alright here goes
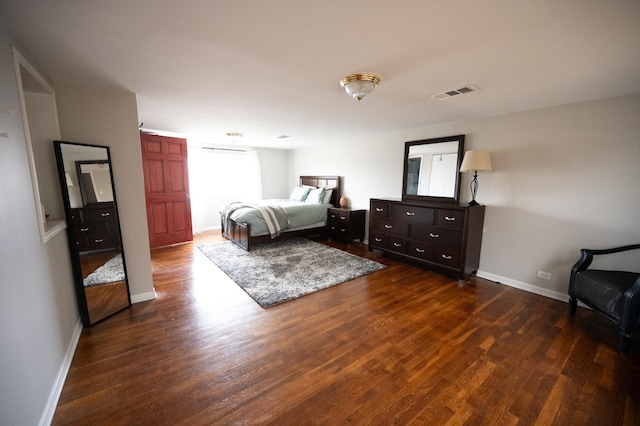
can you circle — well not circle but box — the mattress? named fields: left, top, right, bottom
left=224, top=199, right=331, bottom=237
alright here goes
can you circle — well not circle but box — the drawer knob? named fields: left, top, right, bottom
left=441, top=254, right=452, bottom=260
left=339, top=228, right=346, bottom=232
left=376, top=207, right=384, bottom=212
left=444, top=216, right=455, bottom=221
left=393, top=242, right=402, bottom=247
left=406, top=211, right=415, bottom=216
left=415, top=248, right=425, bottom=253
left=384, top=224, right=393, bottom=229
left=429, top=233, right=440, bottom=238
left=340, top=216, right=346, bottom=220
left=94, top=238, right=104, bottom=243
left=101, top=212, right=110, bottom=217
left=374, top=237, right=382, bottom=242
left=330, top=214, right=336, bottom=218
left=80, top=227, right=89, bottom=232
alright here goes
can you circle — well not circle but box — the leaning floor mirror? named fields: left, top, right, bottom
left=54, top=140, right=131, bottom=326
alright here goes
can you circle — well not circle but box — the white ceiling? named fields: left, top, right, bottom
left=2, top=0, right=639, bottom=149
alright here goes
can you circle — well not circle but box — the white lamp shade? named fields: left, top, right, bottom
left=460, top=150, right=492, bottom=173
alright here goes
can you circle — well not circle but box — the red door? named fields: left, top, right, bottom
left=141, top=133, right=193, bottom=249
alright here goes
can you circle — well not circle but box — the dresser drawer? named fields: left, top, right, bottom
left=371, top=218, right=409, bottom=238
left=369, top=232, right=389, bottom=249
left=407, top=241, right=435, bottom=261
left=388, top=237, right=408, bottom=254
left=389, top=204, right=434, bottom=224
left=370, top=201, right=389, bottom=218
left=82, top=207, right=116, bottom=223
left=409, top=224, right=462, bottom=249
left=434, top=247, right=461, bottom=268
left=435, top=209, right=464, bottom=230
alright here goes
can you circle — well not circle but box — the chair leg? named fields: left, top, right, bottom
left=569, top=297, right=577, bottom=316
left=620, top=332, right=632, bottom=354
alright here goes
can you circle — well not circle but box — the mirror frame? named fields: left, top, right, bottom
left=53, top=140, right=131, bottom=326
left=401, top=134, right=465, bottom=205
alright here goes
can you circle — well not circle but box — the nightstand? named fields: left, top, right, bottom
left=327, top=207, right=366, bottom=243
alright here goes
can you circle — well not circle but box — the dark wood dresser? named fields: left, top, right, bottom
left=69, top=203, right=120, bottom=252
left=327, top=207, right=366, bottom=243
left=369, top=198, right=485, bottom=279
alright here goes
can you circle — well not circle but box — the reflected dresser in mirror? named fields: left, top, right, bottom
left=54, top=141, right=131, bottom=326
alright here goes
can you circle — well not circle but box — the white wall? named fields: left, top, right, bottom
left=55, top=84, right=155, bottom=302
left=0, top=29, right=79, bottom=426
left=256, top=147, right=290, bottom=199
left=290, top=93, right=640, bottom=300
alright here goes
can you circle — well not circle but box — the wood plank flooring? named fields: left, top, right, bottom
left=53, top=231, right=640, bottom=425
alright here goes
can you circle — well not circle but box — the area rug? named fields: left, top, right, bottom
left=198, top=238, right=385, bottom=308
left=83, top=254, right=125, bottom=287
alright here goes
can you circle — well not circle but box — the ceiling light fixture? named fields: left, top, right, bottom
left=340, top=73, right=381, bottom=101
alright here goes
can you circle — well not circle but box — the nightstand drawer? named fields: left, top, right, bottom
left=327, top=208, right=366, bottom=243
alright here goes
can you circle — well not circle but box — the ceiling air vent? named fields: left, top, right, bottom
left=431, top=85, right=477, bottom=100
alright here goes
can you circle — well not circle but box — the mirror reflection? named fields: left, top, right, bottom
left=54, top=141, right=130, bottom=325
left=402, top=135, right=465, bottom=204
left=406, top=141, right=460, bottom=197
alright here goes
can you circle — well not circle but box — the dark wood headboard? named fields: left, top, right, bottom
left=300, top=176, right=341, bottom=207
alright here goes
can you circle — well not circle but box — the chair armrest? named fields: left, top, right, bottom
left=621, top=277, right=640, bottom=334
left=569, top=244, right=640, bottom=296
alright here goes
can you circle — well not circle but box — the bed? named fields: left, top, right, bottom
left=221, top=176, right=341, bottom=251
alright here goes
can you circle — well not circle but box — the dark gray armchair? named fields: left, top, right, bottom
left=569, top=244, right=640, bottom=353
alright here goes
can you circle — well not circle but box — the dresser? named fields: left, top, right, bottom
left=369, top=198, right=485, bottom=279
left=327, top=207, right=366, bottom=243
left=69, top=203, right=120, bottom=252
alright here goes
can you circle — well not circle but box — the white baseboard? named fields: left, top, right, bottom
left=39, top=319, right=83, bottom=426
left=130, top=289, right=157, bottom=304
left=476, top=270, right=589, bottom=308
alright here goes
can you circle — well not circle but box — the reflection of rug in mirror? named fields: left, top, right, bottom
left=83, top=253, right=125, bottom=286
left=198, top=238, right=386, bottom=308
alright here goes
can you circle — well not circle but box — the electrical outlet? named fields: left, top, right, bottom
left=537, top=270, right=552, bottom=280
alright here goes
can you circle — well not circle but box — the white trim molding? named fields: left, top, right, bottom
left=38, top=319, right=83, bottom=426
left=130, top=289, right=158, bottom=304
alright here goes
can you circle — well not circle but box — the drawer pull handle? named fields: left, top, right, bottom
left=444, top=216, right=455, bottom=221
left=340, top=216, right=346, bottom=220
left=94, top=238, right=104, bottom=243
left=80, top=227, right=89, bottom=232
left=101, top=212, right=110, bottom=217
left=340, top=228, right=346, bottom=232
left=415, top=248, right=425, bottom=253
left=441, top=254, right=452, bottom=260
left=384, top=224, right=393, bottom=229
left=393, top=242, right=402, bottom=247
left=374, top=237, right=382, bottom=242
left=330, top=214, right=336, bottom=218
left=376, top=207, right=384, bottom=212
left=406, top=211, right=415, bottom=216
left=429, top=233, right=440, bottom=238
left=330, top=226, right=335, bottom=230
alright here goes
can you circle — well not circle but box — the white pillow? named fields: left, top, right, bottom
left=305, top=187, right=325, bottom=204
left=290, top=185, right=310, bottom=201
left=322, top=188, right=333, bottom=204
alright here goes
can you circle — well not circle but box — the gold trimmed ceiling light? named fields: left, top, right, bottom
left=340, top=73, right=381, bottom=101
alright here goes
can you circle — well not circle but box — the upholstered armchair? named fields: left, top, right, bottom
left=569, top=244, right=640, bottom=353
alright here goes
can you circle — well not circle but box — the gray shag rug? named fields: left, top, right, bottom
left=198, top=238, right=385, bottom=308
left=83, top=254, right=125, bottom=287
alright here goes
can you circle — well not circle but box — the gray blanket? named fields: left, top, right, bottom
left=222, top=202, right=290, bottom=238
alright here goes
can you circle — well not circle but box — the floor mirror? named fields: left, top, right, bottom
left=53, top=140, right=131, bottom=326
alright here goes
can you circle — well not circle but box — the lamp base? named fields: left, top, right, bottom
left=467, top=200, right=480, bottom=206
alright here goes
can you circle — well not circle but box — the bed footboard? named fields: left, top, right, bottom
left=223, top=219, right=251, bottom=251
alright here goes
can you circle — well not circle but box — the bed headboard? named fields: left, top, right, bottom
left=300, top=175, right=341, bottom=207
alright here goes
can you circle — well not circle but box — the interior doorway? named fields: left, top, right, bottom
left=140, top=133, right=193, bottom=249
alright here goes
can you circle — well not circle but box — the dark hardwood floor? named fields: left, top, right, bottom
left=53, top=231, right=640, bottom=425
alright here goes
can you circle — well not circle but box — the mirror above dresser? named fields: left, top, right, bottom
left=401, top=134, right=465, bottom=205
